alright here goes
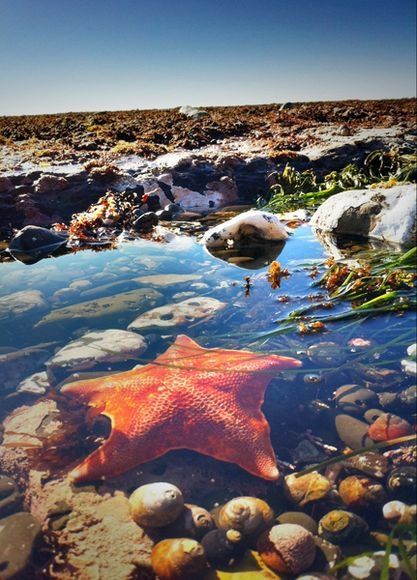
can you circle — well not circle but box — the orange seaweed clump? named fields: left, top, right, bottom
left=268, top=261, right=291, bottom=289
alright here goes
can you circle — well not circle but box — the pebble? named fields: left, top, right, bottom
left=334, top=384, right=378, bottom=416
left=335, top=414, right=373, bottom=449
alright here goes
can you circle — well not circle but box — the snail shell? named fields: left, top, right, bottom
left=338, top=475, right=387, bottom=509
left=214, top=496, right=274, bottom=540
left=151, top=538, right=207, bottom=580
left=318, top=510, right=368, bottom=545
left=129, top=482, right=184, bottom=527
left=257, top=523, right=316, bottom=575
left=164, top=504, right=214, bottom=540
left=201, top=528, right=245, bottom=568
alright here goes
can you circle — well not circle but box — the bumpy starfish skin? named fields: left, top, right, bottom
left=62, top=335, right=301, bottom=482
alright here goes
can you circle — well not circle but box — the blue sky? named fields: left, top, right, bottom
left=0, top=0, right=415, bottom=115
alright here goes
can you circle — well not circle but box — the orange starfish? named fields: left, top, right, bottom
left=62, top=335, right=302, bottom=483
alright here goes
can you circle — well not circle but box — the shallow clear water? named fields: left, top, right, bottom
left=0, top=225, right=415, bottom=467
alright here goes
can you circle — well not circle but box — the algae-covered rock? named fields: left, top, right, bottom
left=36, top=288, right=163, bottom=327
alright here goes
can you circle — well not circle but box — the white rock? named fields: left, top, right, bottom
left=178, top=105, right=208, bottom=119
left=0, top=290, right=49, bottom=321
left=401, top=358, right=417, bottom=377
left=202, top=210, right=289, bottom=248
left=47, top=329, right=147, bottom=372
left=16, top=371, right=50, bottom=395
left=311, top=184, right=417, bottom=245
left=128, top=297, right=225, bottom=332
left=407, top=343, right=416, bottom=359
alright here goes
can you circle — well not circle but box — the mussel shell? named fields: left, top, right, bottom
left=387, top=467, right=417, bottom=502
left=214, top=496, right=274, bottom=540
left=318, top=510, right=368, bottom=545
left=151, top=538, right=207, bottom=580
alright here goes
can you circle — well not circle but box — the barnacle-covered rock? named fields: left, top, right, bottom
left=164, top=504, right=214, bottom=540
left=257, top=523, right=316, bottom=575
left=387, top=466, right=416, bottom=501
left=201, top=529, right=245, bottom=568
left=338, top=475, right=386, bottom=509
left=367, top=413, right=413, bottom=441
left=214, top=496, right=274, bottom=542
left=151, top=538, right=207, bottom=580
left=318, top=510, right=368, bottom=545
left=284, top=472, right=331, bottom=507
left=129, top=482, right=184, bottom=527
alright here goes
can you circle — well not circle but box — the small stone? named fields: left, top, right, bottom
left=277, top=511, right=318, bottom=535
left=334, top=385, right=378, bottom=416
left=132, top=212, right=159, bottom=231
left=335, top=415, right=373, bottom=449
left=0, top=476, right=21, bottom=518
left=284, top=472, right=331, bottom=507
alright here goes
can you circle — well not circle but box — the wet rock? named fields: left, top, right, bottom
left=0, top=345, right=52, bottom=392
left=0, top=289, right=49, bottom=322
left=277, top=511, right=318, bottom=535
left=0, top=512, right=41, bottom=579
left=0, top=176, right=13, bottom=193
left=16, top=371, right=50, bottom=396
left=8, top=225, right=68, bottom=264
left=334, top=384, right=378, bottom=416
left=132, top=273, right=202, bottom=288
left=47, top=329, right=147, bottom=375
left=36, top=288, right=163, bottom=327
left=33, top=174, right=69, bottom=193
left=132, top=211, right=159, bottom=231
left=202, top=209, right=288, bottom=248
left=0, top=475, right=21, bottom=518
left=311, top=184, right=417, bottom=245
left=346, top=451, right=390, bottom=479
left=335, top=414, right=373, bottom=449
left=128, top=296, right=226, bottom=332
left=338, top=475, right=387, bottom=509
left=307, top=342, right=346, bottom=367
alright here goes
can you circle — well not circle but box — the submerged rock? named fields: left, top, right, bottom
left=0, top=345, right=52, bottom=392
left=311, top=184, right=417, bottom=245
left=47, top=329, right=148, bottom=374
left=16, top=371, right=50, bottom=396
left=202, top=209, right=288, bottom=248
left=0, top=289, right=49, bottom=322
left=0, top=512, right=41, bottom=579
left=36, top=288, right=163, bottom=327
left=128, top=296, right=226, bottom=332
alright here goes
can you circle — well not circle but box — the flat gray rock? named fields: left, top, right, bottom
left=47, top=329, right=148, bottom=372
left=0, top=289, right=49, bottom=321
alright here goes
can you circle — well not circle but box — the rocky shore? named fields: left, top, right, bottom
left=1, top=99, right=415, bottom=242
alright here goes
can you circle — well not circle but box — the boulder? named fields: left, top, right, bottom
left=178, top=105, right=208, bottom=119
left=311, top=184, right=417, bottom=245
left=202, top=209, right=289, bottom=248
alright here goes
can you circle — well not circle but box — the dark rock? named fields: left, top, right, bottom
left=155, top=209, right=172, bottom=220
left=8, top=225, right=67, bottom=264
left=132, top=212, right=159, bottom=231
left=145, top=194, right=162, bottom=211
left=0, top=512, right=41, bottom=579
left=0, top=476, right=21, bottom=518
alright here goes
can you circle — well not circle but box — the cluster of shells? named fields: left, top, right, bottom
left=127, top=465, right=416, bottom=579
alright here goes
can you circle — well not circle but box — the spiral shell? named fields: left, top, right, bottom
left=164, top=504, right=214, bottom=540
left=129, top=482, right=184, bottom=527
left=257, top=523, right=316, bottom=575
left=214, top=496, right=274, bottom=540
left=201, top=528, right=245, bottom=568
left=151, top=538, right=207, bottom=580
